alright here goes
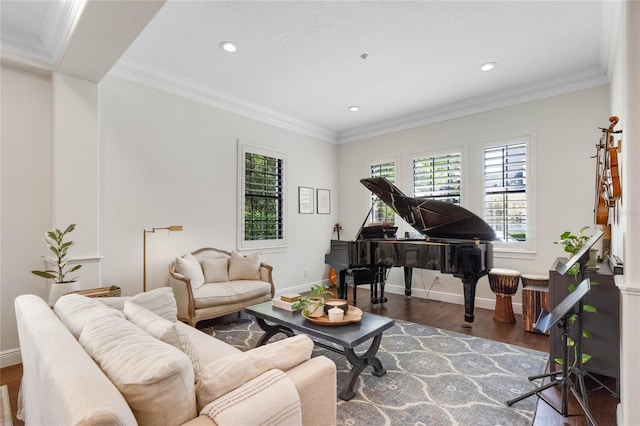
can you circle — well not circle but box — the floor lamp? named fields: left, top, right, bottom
left=143, top=225, right=183, bottom=292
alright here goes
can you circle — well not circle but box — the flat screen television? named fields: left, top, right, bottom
left=555, top=228, right=603, bottom=276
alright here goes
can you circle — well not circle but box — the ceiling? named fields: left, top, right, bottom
left=1, top=1, right=617, bottom=143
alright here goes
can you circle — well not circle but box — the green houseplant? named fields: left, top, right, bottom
left=32, top=224, right=82, bottom=306
left=292, top=284, right=333, bottom=317
left=553, top=226, right=598, bottom=368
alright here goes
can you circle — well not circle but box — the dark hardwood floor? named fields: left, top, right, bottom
left=1, top=288, right=619, bottom=425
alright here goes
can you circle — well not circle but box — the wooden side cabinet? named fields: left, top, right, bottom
left=548, top=259, right=620, bottom=393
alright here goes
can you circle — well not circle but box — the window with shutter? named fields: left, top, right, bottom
left=483, top=141, right=527, bottom=243
left=370, top=161, right=396, bottom=223
left=413, top=152, right=461, bottom=204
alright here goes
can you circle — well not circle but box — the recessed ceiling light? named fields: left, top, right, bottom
left=348, top=106, right=360, bottom=112
left=220, top=41, right=238, bottom=53
left=480, top=62, right=497, bottom=71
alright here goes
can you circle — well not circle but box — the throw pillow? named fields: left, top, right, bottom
left=200, top=369, right=301, bottom=426
left=79, top=315, right=196, bottom=426
left=124, top=301, right=181, bottom=348
left=196, top=334, right=313, bottom=410
left=53, top=293, right=125, bottom=339
left=202, top=257, right=229, bottom=283
left=228, top=251, right=261, bottom=281
left=175, top=253, right=206, bottom=290
left=130, top=287, right=178, bottom=321
left=124, top=301, right=201, bottom=377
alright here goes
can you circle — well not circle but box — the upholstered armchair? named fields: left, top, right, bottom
left=169, top=248, right=274, bottom=327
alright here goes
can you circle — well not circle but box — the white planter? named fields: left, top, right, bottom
left=308, top=299, right=325, bottom=318
left=48, top=281, right=81, bottom=307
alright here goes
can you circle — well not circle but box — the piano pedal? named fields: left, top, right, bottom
left=379, top=297, right=388, bottom=303
left=461, top=322, right=473, bottom=329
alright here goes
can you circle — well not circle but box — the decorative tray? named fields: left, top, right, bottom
left=302, top=306, right=363, bottom=326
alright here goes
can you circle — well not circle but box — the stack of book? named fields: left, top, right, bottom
left=272, top=293, right=301, bottom=311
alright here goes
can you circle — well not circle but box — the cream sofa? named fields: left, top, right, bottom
left=15, top=289, right=337, bottom=426
left=169, top=248, right=274, bottom=326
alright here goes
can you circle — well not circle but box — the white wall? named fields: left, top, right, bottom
left=1, top=66, right=53, bottom=365
left=99, top=76, right=339, bottom=297
left=337, top=86, right=610, bottom=311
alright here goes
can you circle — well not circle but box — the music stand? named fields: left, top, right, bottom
left=507, top=279, right=596, bottom=425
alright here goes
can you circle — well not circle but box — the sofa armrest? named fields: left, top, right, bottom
left=259, top=262, right=275, bottom=297
left=15, top=295, right=137, bottom=425
left=169, top=263, right=197, bottom=325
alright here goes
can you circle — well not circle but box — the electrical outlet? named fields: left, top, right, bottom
left=433, top=271, right=441, bottom=277
left=303, top=269, right=309, bottom=277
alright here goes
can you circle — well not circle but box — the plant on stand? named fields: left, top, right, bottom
left=32, top=224, right=82, bottom=306
left=554, top=226, right=598, bottom=368
left=292, top=284, right=333, bottom=318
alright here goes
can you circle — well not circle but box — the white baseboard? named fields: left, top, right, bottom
left=0, top=348, right=22, bottom=368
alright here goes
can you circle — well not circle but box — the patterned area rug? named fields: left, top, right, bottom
left=201, top=319, right=548, bottom=426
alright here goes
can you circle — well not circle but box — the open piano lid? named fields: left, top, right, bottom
left=360, top=177, right=497, bottom=241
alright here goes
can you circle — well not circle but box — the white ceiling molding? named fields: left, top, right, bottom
left=338, top=66, right=610, bottom=144
left=111, top=59, right=338, bottom=143
left=0, top=0, right=84, bottom=64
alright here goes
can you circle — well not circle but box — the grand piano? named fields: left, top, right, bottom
left=325, top=177, right=496, bottom=328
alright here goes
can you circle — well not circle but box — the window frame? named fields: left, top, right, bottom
left=480, top=134, right=535, bottom=254
left=237, top=141, right=287, bottom=251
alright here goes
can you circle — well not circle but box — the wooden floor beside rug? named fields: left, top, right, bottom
left=0, top=288, right=618, bottom=426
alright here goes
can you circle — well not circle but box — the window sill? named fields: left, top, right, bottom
left=493, top=248, right=536, bottom=260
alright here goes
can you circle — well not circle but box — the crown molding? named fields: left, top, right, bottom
left=0, top=0, right=84, bottom=65
left=337, top=66, right=610, bottom=144
left=110, top=59, right=338, bottom=143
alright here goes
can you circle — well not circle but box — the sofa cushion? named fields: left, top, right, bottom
left=53, top=293, right=125, bottom=339
left=197, top=334, right=313, bottom=410
left=202, top=257, right=229, bottom=283
left=79, top=314, right=196, bottom=426
left=192, top=280, right=272, bottom=308
left=130, top=287, right=178, bottom=321
left=200, top=369, right=301, bottom=426
left=124, top=301, right=181, bottom=348
left=124, top=301, right=201, bottom=375
left=176, top=253, right=206, bottom=290
left=228, top=251, right=261, bottom=281
left=96, top=295, right=132, bottom=311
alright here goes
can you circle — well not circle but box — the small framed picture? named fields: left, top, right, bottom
left=317, top=189, right=330, bottom=214
left=298, top=186, right=314, bottom=214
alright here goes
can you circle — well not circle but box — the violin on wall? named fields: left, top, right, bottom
left=594, top=116, right=622, bottom=225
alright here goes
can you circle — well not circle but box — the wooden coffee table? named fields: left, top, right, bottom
left=245, top=301, right=395, bottom=401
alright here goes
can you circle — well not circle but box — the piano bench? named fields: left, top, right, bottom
left=342, top=268, right=379, bottom=305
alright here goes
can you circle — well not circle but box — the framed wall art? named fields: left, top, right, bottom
left=298, top=186, right=314, bottom=214
left=317, top=189, right=330, bottom=214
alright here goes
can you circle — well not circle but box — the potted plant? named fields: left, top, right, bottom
left=553, top=226, right=598, bottom=369
left=292, top=284, right=333, bottom=318
left=31, top=224, right=82, bottom=306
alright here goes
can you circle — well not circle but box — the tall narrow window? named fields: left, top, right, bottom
left=370, top=161, right=395, bottom=223
left=483, top=141, right=527, bottom=243
left=239, top=143, right=285, bottom=249
left=413, top=152, right=461, bottom=204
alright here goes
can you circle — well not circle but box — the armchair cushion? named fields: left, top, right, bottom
left=176, top=253, right=206, bottom=290
left=202, top=258, right=229, bottom=283
left=228, top=251, right=260, bottom=281
left=192, top=280, right=271, bottom=308
left=200, top=369, right=301, bottom=426
left=196, top=334, right=313, bottom=410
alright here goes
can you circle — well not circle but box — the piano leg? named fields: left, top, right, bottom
left=403, top=267, right=413, bottom=297
left=375, top=267, right=387, bottom=304
left=338, top=269, right=347, bottom=300
left=461, top=278, right=478, bottom=328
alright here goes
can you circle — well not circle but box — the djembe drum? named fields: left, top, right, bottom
left=488, top=268, right=521, bottom=323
